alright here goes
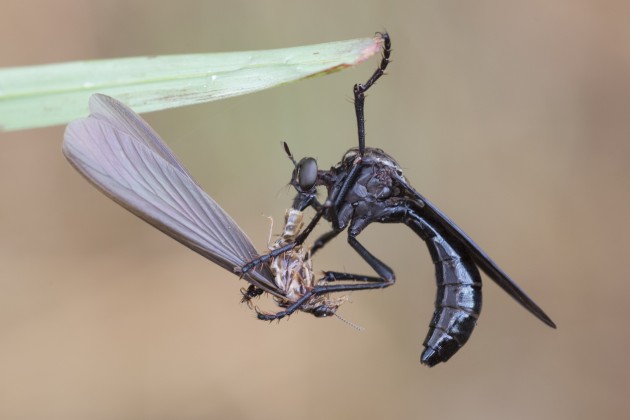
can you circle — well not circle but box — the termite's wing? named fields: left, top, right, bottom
left=63, top=94, right=278, bottom=295
left=394, top=174, right=556, bottom=329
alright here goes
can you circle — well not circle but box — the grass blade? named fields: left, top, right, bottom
left=0, top=35, right=383, bottom=132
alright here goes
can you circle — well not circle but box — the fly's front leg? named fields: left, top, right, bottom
left=325, top=162, right=364, bottom=231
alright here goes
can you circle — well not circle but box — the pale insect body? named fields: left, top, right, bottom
left=270, top=209, right=313, bottom=302
left=246, top=209, right=347, bottom=318
left=270, top=209, right=348, bottom=316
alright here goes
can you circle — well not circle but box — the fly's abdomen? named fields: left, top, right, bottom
left=421, top=257, right=481, bottom=366
left=416, top=222, right=482, bottom=367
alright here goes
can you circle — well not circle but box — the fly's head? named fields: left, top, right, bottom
left=293, top=157, right=318, bottom=194
left=283, top=142, right=324, bottom=211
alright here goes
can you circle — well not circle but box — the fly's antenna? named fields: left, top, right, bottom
left=334, top=313, right=365, bottom=332
left=283, top=141, right=302, bottom=192
left=283, top=141, right=298, bottom=167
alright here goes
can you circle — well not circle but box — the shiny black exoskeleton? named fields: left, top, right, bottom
left=241, top=32, right=555, bottom=366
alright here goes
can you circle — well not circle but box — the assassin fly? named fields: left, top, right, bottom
left=239, top=32, right=556, bottom=366
left=63, top=93, right=344, bottom=318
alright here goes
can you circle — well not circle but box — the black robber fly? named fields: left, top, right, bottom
left=239, top=32, right=556, bottom=366
left=63, top=93, right=344, bottom=318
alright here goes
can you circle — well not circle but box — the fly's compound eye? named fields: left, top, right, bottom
left=296, top=157, right=318, bottom=191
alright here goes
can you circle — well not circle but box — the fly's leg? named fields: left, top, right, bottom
left=319, top=272, right=385, bottom=283
left=325, top=162, right=365, bottom=231
left=346, top=234, right=396, bottom=282
left=310, top=230, right=340, bottom=255
left=256, top=280, right=395, bottom=321
left=306, top=32, right=392, bottom=231
left=355, top=32, right=391, bottom=155
left=324, top=32, right=391, bottom=227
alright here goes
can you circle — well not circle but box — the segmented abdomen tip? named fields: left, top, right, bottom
left=420, top=348, right=441, bottom=367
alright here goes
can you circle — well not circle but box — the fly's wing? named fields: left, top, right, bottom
left=63, top=93, right=278, bottom=296
left=395, top=174, right=556, bottom=328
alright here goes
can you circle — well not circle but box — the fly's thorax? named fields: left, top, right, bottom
left=330, top=147, right=408, bottom=230
left=339, top=147, right=403, bottom=174
left=337, top=147, right=407, bottom=203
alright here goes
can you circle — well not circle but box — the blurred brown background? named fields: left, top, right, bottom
left=1, top=1, right=629, bottom=419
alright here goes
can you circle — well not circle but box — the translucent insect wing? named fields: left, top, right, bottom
left=63, top=94, right=277, bottom=294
